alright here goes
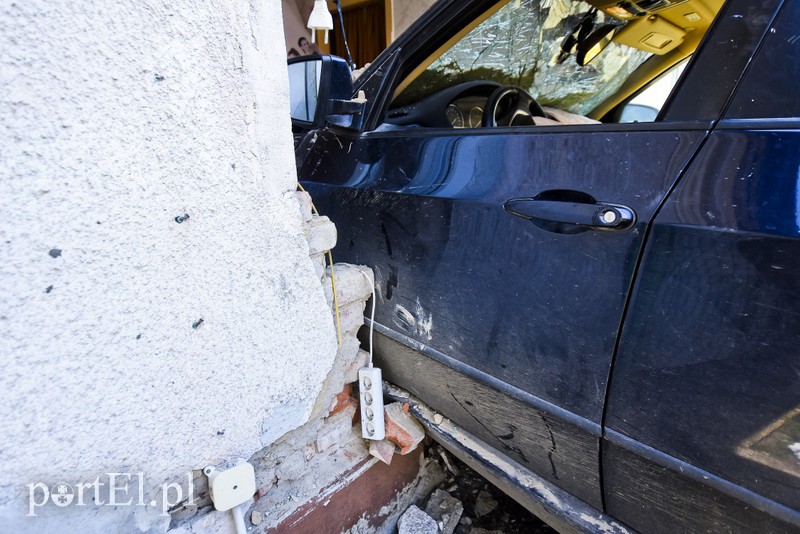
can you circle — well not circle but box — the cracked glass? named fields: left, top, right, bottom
left=394, top=0, right=652, bottom=115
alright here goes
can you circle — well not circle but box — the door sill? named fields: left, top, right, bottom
left=386, top=383, right=636, bottom=534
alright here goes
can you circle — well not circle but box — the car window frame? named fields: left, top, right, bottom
left=354, top=0, right=780, bottom=135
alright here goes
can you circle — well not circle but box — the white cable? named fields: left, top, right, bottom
left=231, top=503, right=246, bottom=534
left=360, top=269, right=375, bottom=367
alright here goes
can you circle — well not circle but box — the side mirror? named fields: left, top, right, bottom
left=287, top=55, right=363, bottom=132
left=619, top=103, right=659, bottom=123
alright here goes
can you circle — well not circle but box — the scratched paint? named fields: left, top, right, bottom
left=415, top=298, right=433, bottom=340
left=790, top=443, right=800, bottom=463
left=393, top=300, right=434, bottom=341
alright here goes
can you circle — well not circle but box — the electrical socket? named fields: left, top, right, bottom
left=358, top=367, right=385, bottom=440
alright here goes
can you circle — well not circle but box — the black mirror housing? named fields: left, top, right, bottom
left=288, top=55, right=362, bottom=132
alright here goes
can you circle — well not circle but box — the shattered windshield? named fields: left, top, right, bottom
left=393, top=0, right=652, bottom=115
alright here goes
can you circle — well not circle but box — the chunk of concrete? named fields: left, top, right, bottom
left=385, top=402, right=425, bottom=455
left=473, top=489, right=498, bottom=518
left=369, top=439, right=396, bottom=465
left=306, top=215, right=337, bottom=255
left=315, top=405, right=356, bottom=453
left=250, top=510, right=262, bottom=526
left=323, top=264, right=374, bottom=307
left=344, top=349, right=369, bottom=384
left=424, top=489, right=463, bottom=534
left=398, top=504, right=438, bottom=534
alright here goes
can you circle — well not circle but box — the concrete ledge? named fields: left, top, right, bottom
left=267, top=447, right=424, bottom=534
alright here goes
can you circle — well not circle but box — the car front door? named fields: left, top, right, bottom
left=300, top=0, right=754, bottom=516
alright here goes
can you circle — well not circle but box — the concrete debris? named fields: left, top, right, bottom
left=315, top=405, right=356, bottom=453
left=438, top=449, right=459, bottom=475
left=323, top=264, right=374, bottom=308
left=305, top=215, right=337, bottom=255
left=338, top=301, right=371, bottom=337
left=398, top=505, right=438, bottom=534
left=433, top=413, right=444, bottom=425
left=424, top=489, right=463, bottom=534
left=369, top=438, right=397, bottom=465
left=344, top=349, right=369, bottom=384
left=384, top=402, right=426, bottom=455
left=473, top=490, right=499, bottom=518
left=250, top=510, right=262, bottom=526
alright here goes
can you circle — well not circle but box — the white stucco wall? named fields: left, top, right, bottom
left=0, top=0, right=337, bottom=531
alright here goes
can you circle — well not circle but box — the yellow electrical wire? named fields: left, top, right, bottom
left=297, top=182, right=343, bottom=347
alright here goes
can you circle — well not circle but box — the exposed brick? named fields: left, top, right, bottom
left=384, top=402, right=425, bottom=455
left=328, top=383, right=356, bottom=417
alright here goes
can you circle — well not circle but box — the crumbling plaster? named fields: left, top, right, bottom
left=0, top=0, right=337, bottom=530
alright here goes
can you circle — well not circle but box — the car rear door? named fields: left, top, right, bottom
left=603, top=2, right=800, bottom=532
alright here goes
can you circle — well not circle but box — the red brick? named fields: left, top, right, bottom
left=328, top=383, right=355, bottom=417
left=384, top=402, right=425, bottom=455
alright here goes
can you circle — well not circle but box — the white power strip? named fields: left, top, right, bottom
left=358, top=366, right=385, bottom=440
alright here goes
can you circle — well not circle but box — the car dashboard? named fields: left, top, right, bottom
left=384, top=81, right=502, bottom=129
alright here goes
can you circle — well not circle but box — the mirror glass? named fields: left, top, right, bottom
left=577, top=25, right=617, bottom=66
left=619, top=103, right=659, bottom=123
left=288, top=59, right=322, bottom=122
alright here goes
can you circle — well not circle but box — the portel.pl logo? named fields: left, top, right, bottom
left=27, top=473, right=195, bottom=517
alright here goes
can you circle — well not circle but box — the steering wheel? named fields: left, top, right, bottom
left=482, top=86, right=546, bottom=127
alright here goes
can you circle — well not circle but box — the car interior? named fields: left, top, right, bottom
left=382, top=0, right=724, bottom=129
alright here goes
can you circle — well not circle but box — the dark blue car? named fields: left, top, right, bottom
left=290, top=0, right=800, bottom=531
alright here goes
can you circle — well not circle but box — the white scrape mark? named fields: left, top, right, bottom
left=415, top=298, right=433, bottom=340
left=393, top=305, right=416, bottom=334
left=790, top=443, right=800, bottom=463
left=579, top=513, right=629, bottom=534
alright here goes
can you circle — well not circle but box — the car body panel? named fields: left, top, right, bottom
left=604, top=129, right=800, bottom=531
left=305, top=124, right=707, bottom=509
left=294, top=0, right=800, bottom=530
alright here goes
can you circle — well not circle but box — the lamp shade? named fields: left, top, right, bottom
left=307, top=0, right=334, bottom=44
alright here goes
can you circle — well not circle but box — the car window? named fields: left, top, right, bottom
left=725, top=1, right=800, bottom=120
left=393, top=0, right=652, bottom=115
left=619, top=58, right=688, bottom=123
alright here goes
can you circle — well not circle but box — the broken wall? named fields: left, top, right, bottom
left=0, top=0, right=340, bottom=530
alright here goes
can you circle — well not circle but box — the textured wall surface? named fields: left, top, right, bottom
left=0, top=0, right=337, bottom=531
left=392, top=0, right=436, bottom=40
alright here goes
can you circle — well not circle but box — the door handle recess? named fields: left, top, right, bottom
left=504, top=198, right=635, bottom=231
